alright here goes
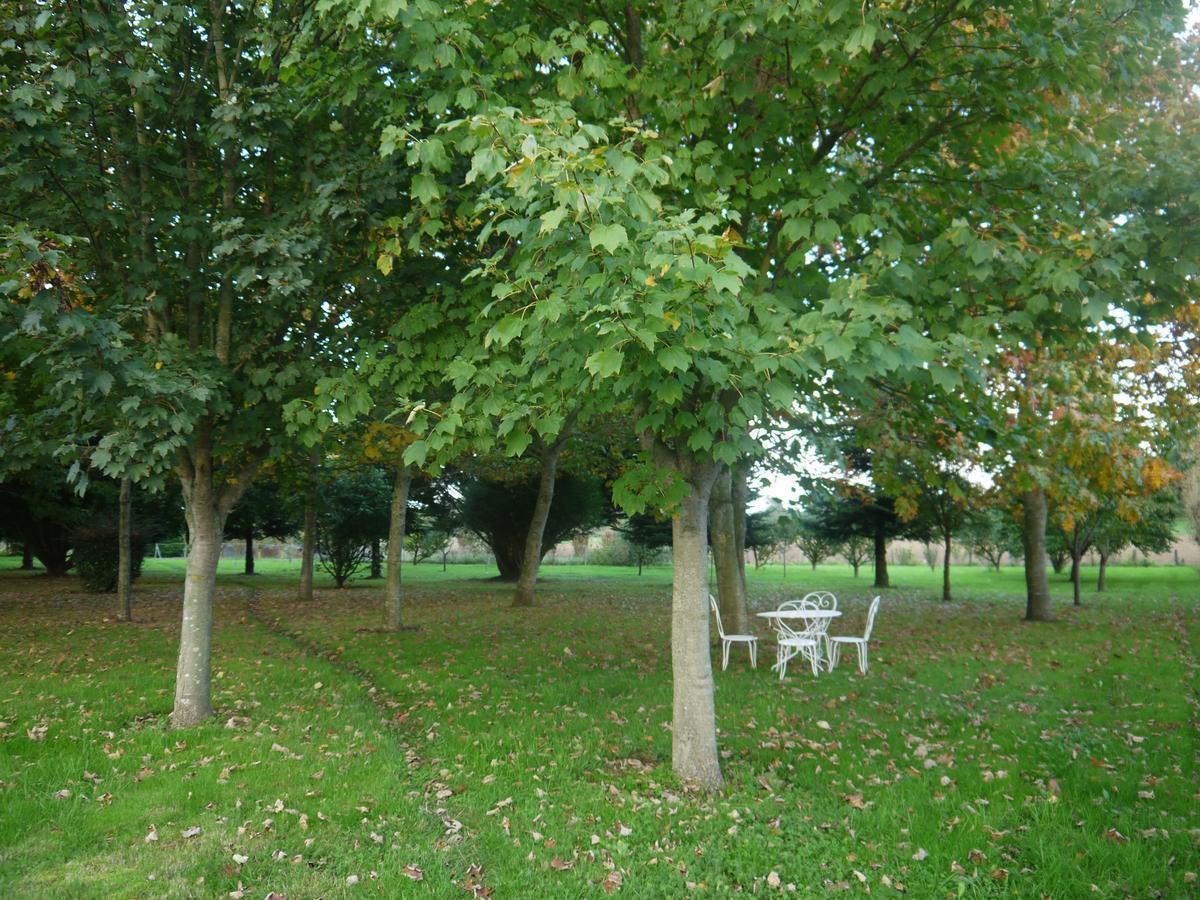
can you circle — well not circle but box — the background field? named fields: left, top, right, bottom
left=0, top=560, right=1196, bottom=897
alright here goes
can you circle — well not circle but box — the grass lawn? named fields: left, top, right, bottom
left=0, top=557, right=1196, bottom=897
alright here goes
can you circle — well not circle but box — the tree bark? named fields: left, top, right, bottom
left=368, top=538, right=382, bottom=579
left=385, top=465, right=411, bottom=631
left=1070, top=552, right=1082, bottom=606
left=941, top=529, right=952, bottom=603
left=1022, top=487, right=1053, bottom=622
left=117, top=478, right=133, bottom=621
left=513, top=446, right=563, bottom=608
left=709, top=467, right=749, bottom=634
left=243, top=529, right=255, bottom=575
left=20, top=543, right=34, bottom=570
left=514, top=414, right=576, bottom=607
left=669, top=458, right=724, bottom=789
left=731, top=462, right=751, bottom=618
left=873, top=530, right=890, bottom=588
left=172, top=498, right=222, bottom=727
left=1097, top=551, right=1108, bottom=591
left=299, top=450, right=318, bottom=601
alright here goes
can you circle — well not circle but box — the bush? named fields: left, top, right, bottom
left=73, top=525, right=146, bottom=592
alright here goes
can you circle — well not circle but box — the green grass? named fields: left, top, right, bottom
left=0, top=558, right=1196, bottom=897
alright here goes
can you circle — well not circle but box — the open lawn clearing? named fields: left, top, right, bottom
left=0, top=564, right=1196, bottom=897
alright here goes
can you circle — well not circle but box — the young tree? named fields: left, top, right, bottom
left=224, top=475, right=300, bottom=576
left=615, top=513, right=673, bottom=576
left=961, top=508, right=1024, bottom=573
left=316, top=468, right=392, bottom=588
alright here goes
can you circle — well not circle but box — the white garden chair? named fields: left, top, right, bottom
left=828, top=596, right=881, bottom=674
left=773, top=599, right=823, bottom=680
left=800, top=591, right=837, bottom=657
left=709, top=594, right=758, bottom=670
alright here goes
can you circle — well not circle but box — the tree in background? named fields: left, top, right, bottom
left=615, top=513, right=673, bottom=576
left=794, top=515, right=840, bottom=571
left=315, top=468, right=392, bottom=588
left=224, top=475, right=300, bottom=576
left=1091, top=492, right=1180, bottom=590
left=961, top=508, right=1024, bottom=573
left=458, top=474, right=613, bottom=581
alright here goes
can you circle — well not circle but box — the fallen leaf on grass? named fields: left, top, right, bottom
left=550, top=858, right=573, bottom=871
left=145, top=825, right=158, bottom=843
left=181, top=826, right=201, bottom=839
left=602, top=870, right=623, bottom=893
left=403, top=864, right=424, bottom=881
left=53, top=789, right=71, bottom=800
left=1104, top=828, right=1129, bottom=844
left=911, top=848, right=928, bottom=861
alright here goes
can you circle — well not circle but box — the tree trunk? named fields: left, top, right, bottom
left=709, top=468, right=748, bottom=634
left=1097, top=552, right=1108, bottom=591
left=171, top=491, right=224, bottom=727
left=669, top=459, right=723, bottom=790
left=513, top=446, right=563, bottom=608
left=1070, top=552, right=1082, bottom=606
left=941, top=529, right=952, bottom=603
left=731, top=462, right=751, bottom=619
left=851, top=558, right=859, bottom=577
left=20, top=543, right=34, bottom=570
left=243, top=528, right=255, bottom=575
left=1022, top=487, right=1053, bottom=622
left=873, top=530, right=890, bottom=588
left=368, top=538, right=382, bottom=579
left=299, top=450, right=318, bottom=601
left=385, top=465, right=411, bottom=631
left=117, top=478, right=133, bottom=621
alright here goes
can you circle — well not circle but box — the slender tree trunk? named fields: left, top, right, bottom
left=709, top=468, right=748, bottom=634
left=1022, top=487, right=1053, bottom=622
left=243, top=529, right=255, bottom=575
left=20, top=543, right=34, bottom=570
left=731, top=462, right=751, bottom=619
left=385, top=465, right=411, bottom=631
left=1070, top=552, right=1082, bottom=606
left=942, top=529, right=952, bottom=603
left=851, top=558, right=859, bottom=578
left=1097, top=552, right=1108, bottom=591
left=368, top=538, right=382, bottom=579
left=669, top=459, right=723, bottom=789
left=299, top=451, right=318, bottom=601
left=873, top=530, right=890, bottom=588
left=172, top=504, right=222, bottom=727
left=513, top=447, right=562, bottom=608
left=117, top=478, right=133, bottom=621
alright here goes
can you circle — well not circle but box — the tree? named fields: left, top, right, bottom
left=615, top=513, right=673, bottom=576
left=841, top=536, right=871, bottom=579
left=315, top=468, right=392, bottom=588
left=961, top=508, right=1024, bottom=573
left=458, top=473, right=613, bottom=581
left=224, top=475, right=300, bottom=576
left=795, top=515, right=839, bottom=571
left=1, top=7, right=414, bottom=726
left=1091, top=492, right=1180, bottom=591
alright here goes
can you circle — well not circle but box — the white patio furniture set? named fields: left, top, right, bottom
left=709, top=592, right=880, bottom=679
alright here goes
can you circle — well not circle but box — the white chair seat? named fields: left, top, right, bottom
left=829, top=636, right=866, bottom=644
left=723, top=633, right=758, bottom=642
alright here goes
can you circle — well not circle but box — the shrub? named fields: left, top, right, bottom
left=73, top=525, right=146, bottom=592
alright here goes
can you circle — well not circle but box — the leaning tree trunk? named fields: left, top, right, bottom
left=709, top=467, right=749, bottom=634
left=1097, top=551, right=1108, bottom=591
left=20, top=543, right=34, bottom=570
left=117, top=478, right=133, bottom=621
left=1022, top=487, right=1053, bottom=622
left=668, top=457, right=724, bottom=790
left=513, top=444, right=563, bottom=608
left=1070, top=551, right=1082, bottom=606
left=873, top=530, right=890, bottom=588
left=941, top=529, right=952, bottom=603
left=384, top=465, right=411, bottom=631
left=172, top=478, right=226, bottom=728
left=243, top=528, right=255, bottom=575
left=299, top=451, right=318, bottom=601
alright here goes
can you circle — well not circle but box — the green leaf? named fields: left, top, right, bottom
left=584, top=348, right=624, bottom=378
left=539, top=207, right=569, bottom=235
left=589, top=223, right=628, bottom=254
left=657, top=346, right=691, bottom=373
left=411, top=172, right=440, bottom=205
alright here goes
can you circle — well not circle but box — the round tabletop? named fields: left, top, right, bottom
left=757, top=609, right=842, bottom=619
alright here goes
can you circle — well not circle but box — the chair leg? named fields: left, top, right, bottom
left=828, top=642, right=840, bottom=671
left=809, top=645, right=819, bottom=676
left=778, top=645, right=788, bottom=681
left=722, top=640, right=730, bottom=671
left=749, top=640, right=757, bottom=669
left=858, top=643, right=868, bottom=675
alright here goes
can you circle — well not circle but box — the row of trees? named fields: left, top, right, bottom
left=2, top=1, right=1198, bottom=791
